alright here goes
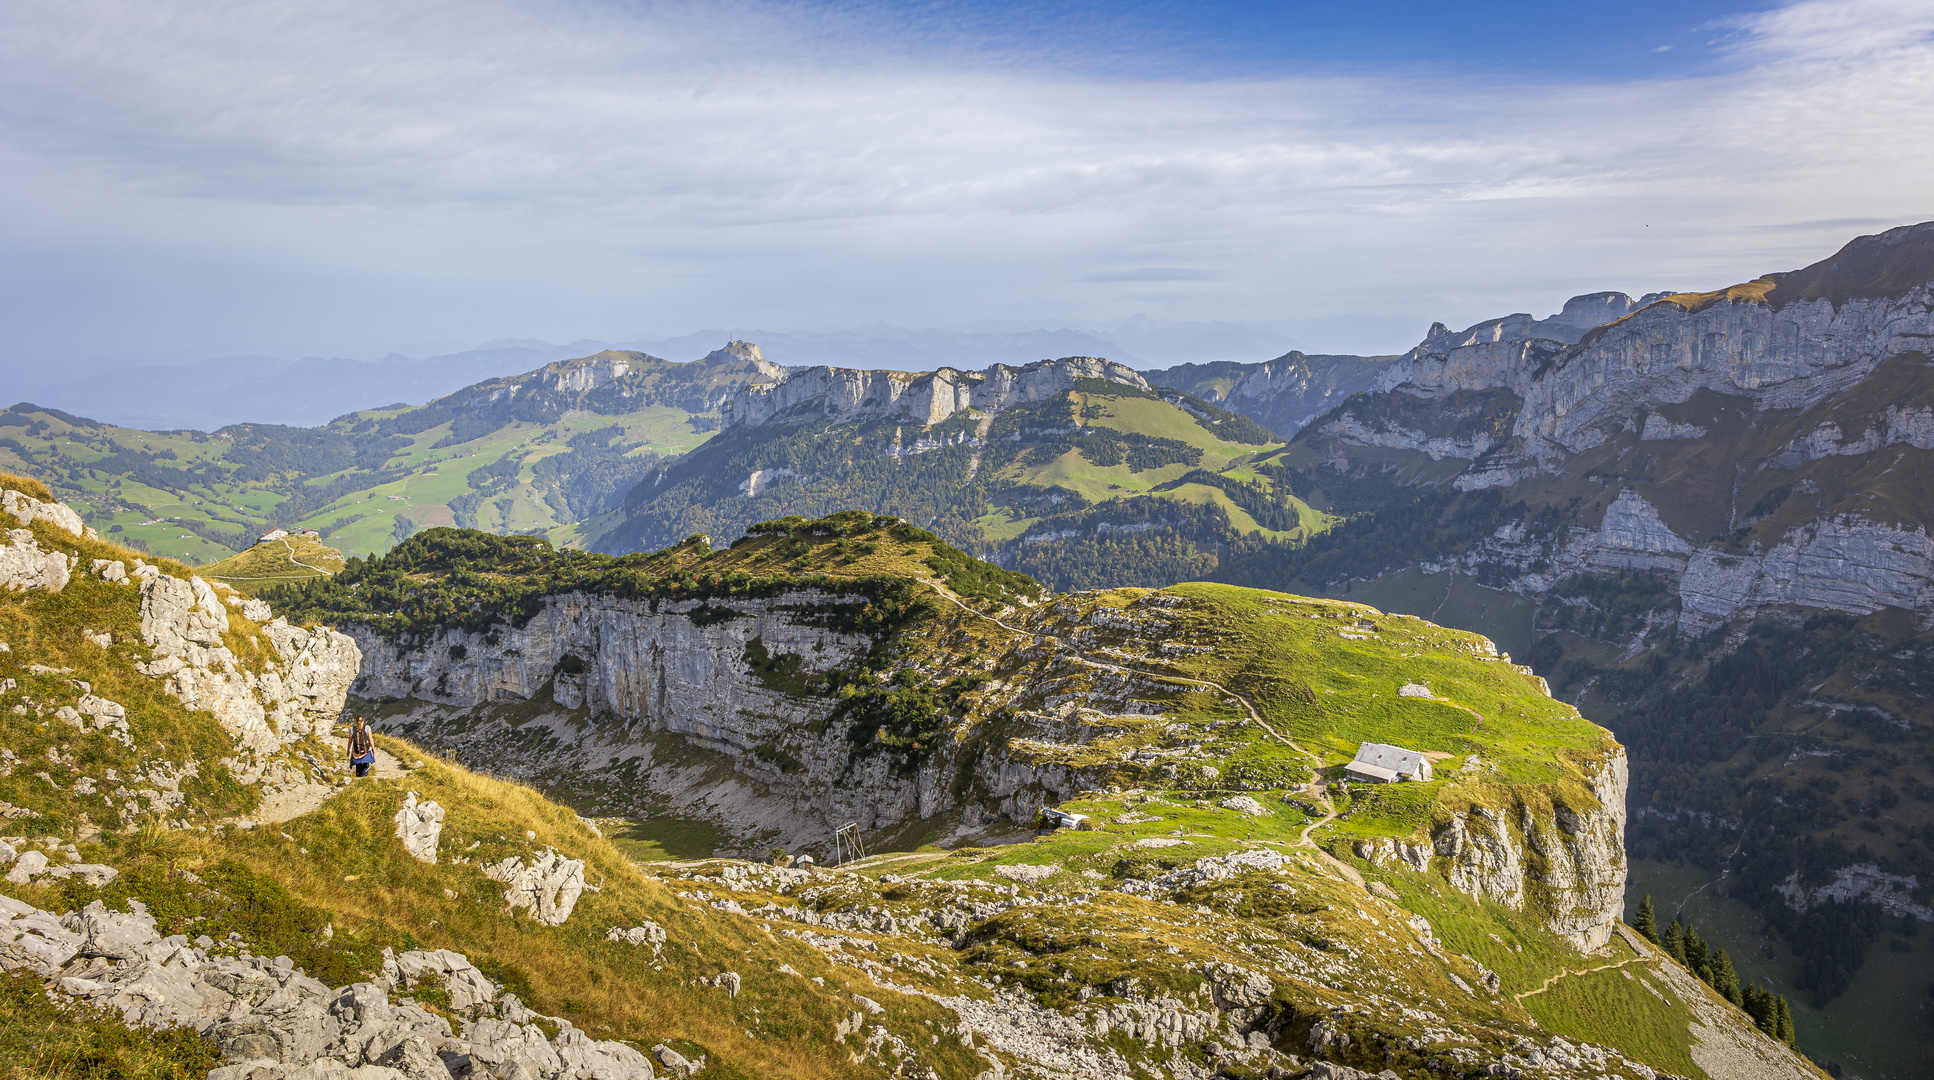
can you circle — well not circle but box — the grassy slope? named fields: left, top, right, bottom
left=197, top=535, right=348, bottom=593
left=0, top=398, right=715, bottom=566
left=979, top=388, right=1329, bottom=544
left=1030, top=584, right=1609, bottom=819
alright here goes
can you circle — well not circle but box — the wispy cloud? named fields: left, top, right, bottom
left=1079, top=268, right=1224, bottom=283
left=0, top=0, right=1929, bottom=364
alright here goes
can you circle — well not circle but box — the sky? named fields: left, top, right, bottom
left=2, top=0, right=1931, bottom=375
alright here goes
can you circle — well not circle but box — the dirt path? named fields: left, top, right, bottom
left=248, top=746, right=410, bottom=825
left=279, top=537, right=336, bottom=577
left=1514, top=954, right=1649, bottom=1003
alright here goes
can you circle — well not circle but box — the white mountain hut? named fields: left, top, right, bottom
left=1344, top=742, right=1434, bottom=784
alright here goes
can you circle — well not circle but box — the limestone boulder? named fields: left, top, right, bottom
left=383, top=948, right=496, bottom=1015
left=393, top=793, right=445, bottom=864
left=0, top=528, right=73, bottom=593
left=5, top=849, right=50, bottom=884
left=483, top=850, right=586, bottom=926
left=605, top=921, right=667, bottom=957
left=2, top=488, right=85, bottom=536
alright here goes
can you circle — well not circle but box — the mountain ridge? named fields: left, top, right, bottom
left=1217, top=219, right=1934, bottom=1075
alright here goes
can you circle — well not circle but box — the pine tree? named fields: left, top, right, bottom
left=1711, top=949, right=1744, bottom=1006
left=1685, top=926, right=1711, bottom=977
left=1776, top=996, right=1795, bottom=1044
left=1662, top=920, right=1687, bottom=966
left=1743, top=983, right=1774, bottom=1033
left=1634, top=894, right=1658, bottom=943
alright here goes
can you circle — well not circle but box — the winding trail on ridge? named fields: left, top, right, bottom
left=279, top=537, right=336, bottom=577
left=921, top=581, right=1347, bottom=860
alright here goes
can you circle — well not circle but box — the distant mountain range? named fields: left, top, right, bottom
left=9, top=320, right=1314, bottom=432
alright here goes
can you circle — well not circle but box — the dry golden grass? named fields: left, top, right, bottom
left=0, top=471, right=55, bottom=503
left=201, top=737, right=978, bottom=1079
left=1659, top=276, right=1778, bottom=314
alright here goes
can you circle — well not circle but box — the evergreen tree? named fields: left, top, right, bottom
left=1775, top=995, right=1795, bottom=1044
left=1662, top=920, right=1687, bottom=966
left=1742, top=983, right=1775, bottom=1034
left=1711, top=950, right=1744, bottom=1006
left=1685, top=925, right=1711, bottom=976
left=1634, top=894, right=1658, bottom=943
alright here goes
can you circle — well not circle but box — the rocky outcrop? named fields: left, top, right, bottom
left=0, top=893, right=655, bottom=1080
left=482, top=850, right=585, bottom=926
left=1777, top=863, right=1934, bottom=923
left=429, top=340, right=786, bottom=422
left=0, top=528, right=74, bottom=592
left=1429, top=486, right=1934, bottom=635
left=1145, top=352, right=1404, bottom=438
left=605, top=922, right=668, bottom=957
left=1411, top=750, right=1629, bottom=950
left=382, top=948, right=499, bottom=1014
left=137, top=571, right=360, bottom=752
left=350, top=589, right=1022, bottom=848
left=725, top=355, right=1148, bottom=429
left=393, top=792, right=445, bottom=864
left=3, top=487, right=87, bottom=536
left=349, top=590, right=872, bottom=738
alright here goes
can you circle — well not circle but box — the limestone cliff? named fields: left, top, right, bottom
left=1141, top=351, right=1404, bottom=438
left=1289, top=221, right=1934, bottom=634
left=724, top=355, right=1148, bottom=429
left=347, top=587, right=1122, bottom=852
left=135, top=567, right=360, bottom=753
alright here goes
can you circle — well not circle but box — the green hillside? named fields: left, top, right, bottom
left=0, top=350, right=1339, bottom=587
left=0, top=345, right=775, bottom=565
left=600, top=377, right=1330, bottom=590
left=196, top=533, right=348, bottom=593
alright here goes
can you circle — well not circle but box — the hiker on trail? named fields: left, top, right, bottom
left=348, top=716, right=376, bottom=778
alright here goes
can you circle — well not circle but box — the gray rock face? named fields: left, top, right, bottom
left=1, top=894, right=653, bottom=1080
left=1174, top=352, right=1402, bottom=437
left=350, top=591, right=870, bottom=742
left=383, top=948, right=499, bottom=1015
left=1424, top=750, right=1628, bottom=950
left=1431, top=486, right=1934, bottom=636
left=482, top=850, right=585, bottom=926
left=1307, top=224, right=1934, bottom=634
left=0, top=528, right=75, bottom=593
left=348, top=588, right=1116, bottom=852
left=137, top=572, right=360, bottom=752
left=392, top=792, right=445, bottom=864
left=725, top=355, right=1148, bottom=429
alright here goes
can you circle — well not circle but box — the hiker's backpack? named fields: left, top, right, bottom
left=350, top=727, right=373, bottom=758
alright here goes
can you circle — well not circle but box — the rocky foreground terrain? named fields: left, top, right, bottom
left=2, top=478, right=1815, bottom=1079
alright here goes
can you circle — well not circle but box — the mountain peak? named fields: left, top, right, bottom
left=1768, top=218, right=1934, bottom=309
left=698, top=339, right=787, bottom=381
